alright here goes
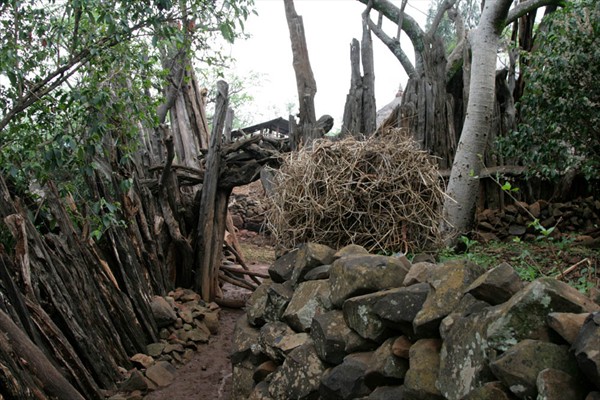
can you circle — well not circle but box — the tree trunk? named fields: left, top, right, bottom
left=341, top=16, right=377, bottom=137
left=284, top=0, right=323, bottom=149
left=443, top=0, right=514, bottom=241
left=342, top=38, right=364, bottom=136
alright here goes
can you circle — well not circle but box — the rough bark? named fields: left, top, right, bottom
left=195, top=80, right=229, bottom=301
left=341, top=39, right=364, bottom=136
left=285, top=0, right=325, bottom=149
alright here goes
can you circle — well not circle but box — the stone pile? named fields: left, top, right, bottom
left=476, top=197, right=600, bottom=243
left=229, top=191, right=268, bottom=232
left=232, top=242, right=600, bottom=399
left=108, top=288, right=220, bottom=400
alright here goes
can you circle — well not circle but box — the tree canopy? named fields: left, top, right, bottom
left=0, top=0, right=253, bottom=238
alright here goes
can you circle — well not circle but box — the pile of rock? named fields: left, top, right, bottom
left=109, top=288, right=219, bottom=400
left=229, top=191, right=268, bottom=232
left=232, top=243, right=600, bottom=399
left=477, top=197, right=600, bottom=243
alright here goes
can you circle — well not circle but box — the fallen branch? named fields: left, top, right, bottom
left=556, top=258, right=590, bottom=280
left=218, top=272, right=256, bottom=291
left=220, top=265, right=269, bottom=279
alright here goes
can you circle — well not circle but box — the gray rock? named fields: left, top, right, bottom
left=273, top=332, right=310, bottom=357
left=248, top=381, right=274, bottom=400
left=145, top=361, right=177, bottom=387
left=439, top=278, right=598, bottom=400
left=365, top=338, right=409, bottom=389
left=486, top=278, right=600, bottom=352
left=413, top=260, right=485, bottom=338
left=304, top=264, right=331, bottom=281
left=465, top=262, right=524, bottom=305
left=283, top=280, right=332, bottom=332
left=269, top=249, right=298, bottom=283
left=343, top=291, right=393, bottom=342
left=264, top=282, right=294, bottom=323
left=437, top=308, right=496, bottom=400
left=439, top=293, right=490, bottom=340
left=146, top=342, right=166, bottom=358
left=311, top=310, right=372, bottom=365
left=537, top=368, right=588, bottom=400
left=489, top=339, right=579, bottom=399
left=333, top=244, right=370, bottom=259
left=461, top=381, right=516, bottom=400
left=232, top=316, right=264, bottom=364
left=290, top=243, right=337, bottom=286
left=260, top=321, right=296, bottom=363
left=268, top=342, right=327, bottom=400
left=119, top=370, right=148, bottom=392
left=573, top=312, right=600, bottom=390
left=403, top=339, right=444, bottom=400
left=403, top=262, right=436, bottom=286
left=547, top=312, right=590, bottom=344
left=233, top=359, right=257, bottom=400
left=319, top=355, right=372, bottom=400
left=373, top=283, right=430, bottom=339
left=247, top=280, right=273, bottom=327
left=367, top=386, right=405, bottom=400
left=329, top=254, right=410, bottom=308
left=150, top=296, right=178, bottom=328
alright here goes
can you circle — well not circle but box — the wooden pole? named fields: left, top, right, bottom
left=195, top=80, right=229, bottom=301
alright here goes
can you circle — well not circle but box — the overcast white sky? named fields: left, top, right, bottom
left=222, top=0, right=429, bottom=129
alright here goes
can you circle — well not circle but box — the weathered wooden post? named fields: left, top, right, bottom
left=195, top=80, right=230, bottom=301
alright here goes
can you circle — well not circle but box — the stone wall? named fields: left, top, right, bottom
left=232, top=243, right=600, bottom=400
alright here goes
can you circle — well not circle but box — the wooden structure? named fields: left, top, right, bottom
left=231, top=117, right=290, bottom=140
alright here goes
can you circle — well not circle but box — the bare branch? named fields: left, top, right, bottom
left=506, top=0, right=565, bottom=25
left=367, top=18, right=416, bottom=78
left=356, top=0, right=425, bottom=51
left=427, top=0, right=459, bottom=38
left=446, top=5, right=467, bottom=79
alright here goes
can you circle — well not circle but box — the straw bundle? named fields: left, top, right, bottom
left=265, top=130, right=445, bottom=254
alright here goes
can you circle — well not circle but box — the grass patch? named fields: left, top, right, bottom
left=436, top=235, right=599, bottom=293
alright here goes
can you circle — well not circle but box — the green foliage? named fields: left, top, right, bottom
left=437, top=238, right=598, bottom=292
left=0, top=0, right=254, bottom=240
left=426, top=0, right=480, bottom=51
left=501, top=0, right=600, bottom=180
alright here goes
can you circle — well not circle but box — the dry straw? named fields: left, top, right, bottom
left=265, top=130, right=445, bottom=254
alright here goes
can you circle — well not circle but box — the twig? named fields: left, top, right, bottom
left=556, top=258, right=590, bottom=280
left=220, top=265, right=269, bottom=279
left=218, top=272, right=256, bottom=291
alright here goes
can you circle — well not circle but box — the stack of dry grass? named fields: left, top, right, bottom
left=265, top=130, right=445, bottom=254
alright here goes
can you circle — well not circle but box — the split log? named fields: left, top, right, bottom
left=195, top=80, right=230, bottom=301
left=0, top=308, right=86, bottom=400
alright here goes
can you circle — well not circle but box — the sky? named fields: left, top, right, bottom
left=222, top=0, right=430, bottom=129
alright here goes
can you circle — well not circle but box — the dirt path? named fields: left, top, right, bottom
left=143, top=307, right=244, bottom=400
left=143, top=235, right=273, bottom=400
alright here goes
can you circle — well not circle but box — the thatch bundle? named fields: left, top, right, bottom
left=265, top=131, right=445, bottom=254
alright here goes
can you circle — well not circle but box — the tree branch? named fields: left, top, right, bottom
left=356, top=0, right=424, bottom=49
left=427, top=0, right=458, bottom=38
left=506, top=0, right=565, bottom=25
left=367, top=18, right=416, bottom=78
left=446, top=5, right=467, bottom=79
